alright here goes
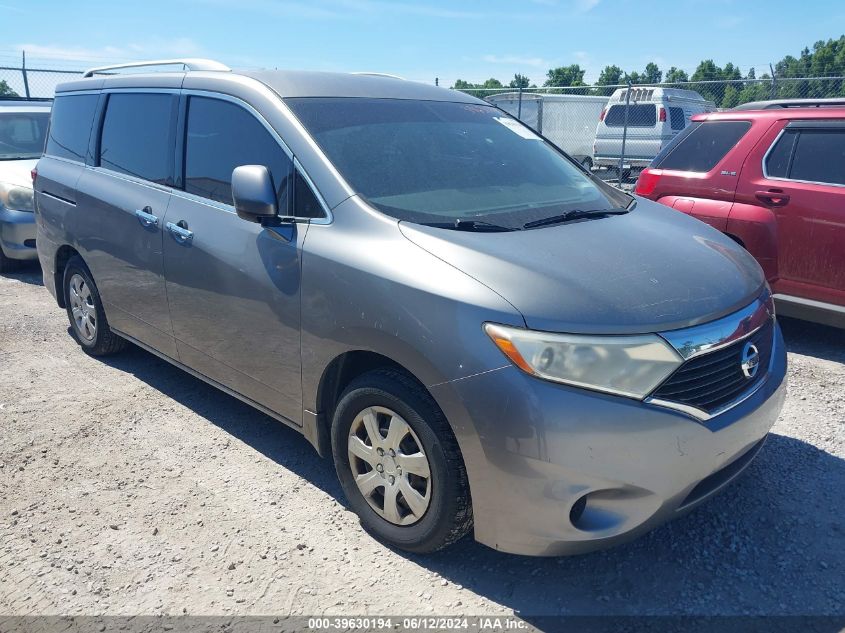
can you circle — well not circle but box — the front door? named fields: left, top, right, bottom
left=162, top=94, right=305, bottom=423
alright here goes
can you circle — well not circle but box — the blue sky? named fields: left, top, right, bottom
left=1, top=0, right=842, bottom=87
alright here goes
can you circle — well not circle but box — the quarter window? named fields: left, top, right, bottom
left=669, top=107, right=685, bottom=131
left=99, top=93, right=175, bottom=184
left=789, top=130, right=845, bottom=185
left=184, top=97, right=291, bottom=207
left=293, top=170, right=325, bottom=219
left=45, top=94, right=99, bottom=162
left=653, top=120, right=751, bottom=172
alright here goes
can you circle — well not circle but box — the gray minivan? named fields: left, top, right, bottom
left=35, top=60, right=786, bottom=556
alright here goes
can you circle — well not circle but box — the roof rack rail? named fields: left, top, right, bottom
left=733, top=98, right=845, bottom=111
left=83, top=58, right=231, bottom=78
left=351, top=72, right=405, bottom=80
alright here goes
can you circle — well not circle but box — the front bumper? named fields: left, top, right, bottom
left=0, top=207, right=37, bottom=261
left=431, top=322, right=787, bottom=556
left=594, top=156, right=652, bottom=169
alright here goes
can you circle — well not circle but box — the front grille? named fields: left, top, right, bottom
left=651, top=320, right=774, bottom=414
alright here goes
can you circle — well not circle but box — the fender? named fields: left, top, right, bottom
left=726, top=203, right=779, bottom=283
left=656, top=195, right=733, bottom=232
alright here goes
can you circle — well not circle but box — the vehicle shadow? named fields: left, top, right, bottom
left=99, top=345, right=345, bottom=501
left=0, top=262, right=44, bottom=287
left=780, top=316, right=845, bottom=364
left=99, top=339, right=845, bottom=620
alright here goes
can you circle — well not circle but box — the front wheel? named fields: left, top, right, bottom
left=63, top=256, right=128, bottom=356
left=331, top=369, right=472, bottom=553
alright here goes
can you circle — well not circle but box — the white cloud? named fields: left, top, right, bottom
left=14, top=38, right=204, bottom=65
left=575, top=0, right=601, bottom=11
left=191, top=0, right=526, bottom=20
left=482, top=54, right=551, bottom=69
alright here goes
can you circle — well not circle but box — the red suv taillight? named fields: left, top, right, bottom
left=658, top=107, right=666, bottom=122
left=31, top=167, right=37, bottom=183
left=634, top=168, right=662, bottom=196
left=599, top=108, right=606, bottom=122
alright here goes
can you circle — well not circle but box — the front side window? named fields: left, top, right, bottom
left=604, top=104, right=657, bottom=128
left=0, top=111, right=49, bottom=160
left=653, top=120, right=751, bottom=172
left=99, top=93, right=175, bottom=184
left=285, top=97, right=629, bottom=228
left=45, top=94, right=98, bottom=162
left=184, top=97, right=291, bottom=207
left=789, top=129, right=845, bottom=185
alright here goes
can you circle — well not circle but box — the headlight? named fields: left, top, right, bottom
left=484, top=323, right=683, bottom=399
left=0, top=182, right=35, bottom=212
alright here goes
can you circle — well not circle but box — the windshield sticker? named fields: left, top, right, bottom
left=494, top=117, right=542, bottom=140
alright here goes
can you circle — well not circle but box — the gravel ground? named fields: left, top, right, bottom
left=1, top=264, right=843, bottom=620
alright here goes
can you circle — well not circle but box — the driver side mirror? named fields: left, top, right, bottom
left=232, top=165, right=278, bottom=223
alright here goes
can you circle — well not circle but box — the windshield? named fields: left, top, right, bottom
left=0, top=111, right=49, bottom=160
left=285, top=97, right=630, bottom=228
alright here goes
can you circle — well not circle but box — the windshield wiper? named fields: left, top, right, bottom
left=522, top=207, right=629, bottom=229
left=422, top=219, right=518, bottom=232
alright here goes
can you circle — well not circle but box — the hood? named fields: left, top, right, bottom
left=0, top=158, right=37, bottom=189
left=399, top=199, right=765, bottom=334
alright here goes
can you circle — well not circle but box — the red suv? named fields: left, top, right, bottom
left=635, top=104, right=845, bottom=328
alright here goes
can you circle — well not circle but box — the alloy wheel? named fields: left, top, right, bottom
left=68, top=273, right=97, bottom=342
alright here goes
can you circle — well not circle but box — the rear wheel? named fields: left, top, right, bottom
left=331, top=369, right=472, bottom=553
left=63, top=256, right=128, bottom=356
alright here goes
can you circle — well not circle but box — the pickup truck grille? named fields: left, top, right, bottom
left=651, top=320, right=774, bottom=414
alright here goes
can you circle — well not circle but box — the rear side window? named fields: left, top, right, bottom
left=99, top=93, right=175, bottom=184
left=669, top=107, right=685, bottom=131
left=789, top=130, right=845, bottom=185
left=184, top=96, right=291, bottom=207
left=604, top=104, right=656, bottom=128
left=46, top=94, right=98, bottom=162
left=653, top=120, right=751, bottom=172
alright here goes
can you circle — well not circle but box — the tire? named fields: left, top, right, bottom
left=62, top=256, right=128, bottom=356
left=0, top=250, right=21, bottom=273
left=331, top=369, right=472, bottom=553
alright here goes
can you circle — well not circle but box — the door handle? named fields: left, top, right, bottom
left=166, top=221, right=194, bottom=244
left=755, top=190, right=790, bottom=207
left=135, top=207, right=159, bottom=228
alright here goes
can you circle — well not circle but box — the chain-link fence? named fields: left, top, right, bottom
left=0, top=63, right=82, bottom=101
left=456, top=76, right=845, bottom=187
left=2, top=57, right=843, bottom=189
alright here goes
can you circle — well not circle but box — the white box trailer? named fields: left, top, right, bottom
left=485, top=92, right=609, bottom=168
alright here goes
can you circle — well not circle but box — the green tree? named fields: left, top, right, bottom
left=451, top=77, right=505, bottom=98
left=597, top=65, right=623, bottom=86
left=721, top=84, right=740, bottom=108
left=594, top=65, right=622, bottom=95
left=690, top=59, right=743, bottom=106
left=0, top=80, right=17, bottom=97
left=544, top=64, right=586, bottom=88
left=508, top=73, right=530, bottom=89
left=664, top=67, right=689, bottom=84
left=642, top=62, right=662, bottom=84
